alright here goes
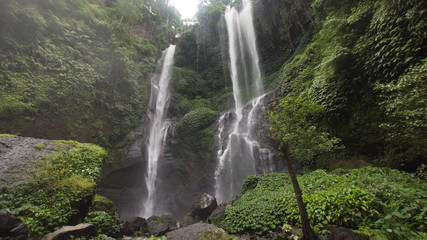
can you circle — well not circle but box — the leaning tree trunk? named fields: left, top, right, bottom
left=283, top=148, right=316, bottom=240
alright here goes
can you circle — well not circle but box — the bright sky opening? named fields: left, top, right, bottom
left=169, top=0, right=199, bottom=19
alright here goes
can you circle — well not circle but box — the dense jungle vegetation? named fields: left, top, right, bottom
left=0, top=0, right=426, bottom=239
left=0, top=0, right=181, bottom=148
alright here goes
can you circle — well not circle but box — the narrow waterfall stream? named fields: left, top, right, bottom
left=142, top=44, right=176, bottom=217
left=215, top=0, right=279, bottom=203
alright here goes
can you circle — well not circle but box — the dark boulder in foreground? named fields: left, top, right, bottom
left=167, top=223, right=229, bottom=240
left=0, top=210, right=28, bottom=240
left=41, top=223, right=98, bottom=240
left=208, top=204, right=228, bottom=226
left=120, top=217, right=148, bottom=236
left=191, top=193, right=217, bottom=221
left=329, top=227, right=367, bottom=240
left=147, top=215, right=177, bottom=236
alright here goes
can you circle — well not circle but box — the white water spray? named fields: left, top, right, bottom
left=142, top=45, right=176, bottom=217
left=214, top=0, right=277, bottom=203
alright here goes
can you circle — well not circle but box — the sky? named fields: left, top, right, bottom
left=169, top=0, right=199, bottom=19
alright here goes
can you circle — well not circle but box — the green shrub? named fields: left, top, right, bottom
left=173, top=67, right=204, bottom=99
left=241, top=176, right=259, bottom=194
left=85, top=194, right=120, bottom=236
left=222, top=167, right=427, bottom=237
left=0, top=134, right=17, bottom=137
left=33, top=143, right=45, bottom=150
left=84, top=211, right=120, bottom=237
left=0, top=140, right=107, bottom=237
left=176, top=107, right=217, bottom=137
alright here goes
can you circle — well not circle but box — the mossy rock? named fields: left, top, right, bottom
left=88, top=194, right=117, bottom=216
left=176, top=107, right=217, bottom=137
left=147, top=215, right=177, bottom=236
left=199, top=228, right=231, bottom=240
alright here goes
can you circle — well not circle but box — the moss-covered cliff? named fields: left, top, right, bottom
left=268, top=0, right=426, bottom=170
left=0, top=0, right=180, bottom=147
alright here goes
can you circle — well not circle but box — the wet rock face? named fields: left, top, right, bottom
left=99, top=121, right=150, bottom=220
left=0, top=210, right=28, bottom=240
left=100, top=116, right=217, bottom=220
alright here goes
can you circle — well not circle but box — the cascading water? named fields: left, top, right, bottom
left=215, top=0, right=279, bottom=203
left=142, top=44, right=176, bottom=217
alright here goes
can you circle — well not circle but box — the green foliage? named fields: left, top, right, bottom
left=197, top=0, right=229, bottom=37
left=252, top=0, right=313, bottom=75
left=173, top=67, right=204, bottom=99
left=355, top=0, right=426, bottom=83
left=267, top=96, right=340, bottom=168
left=273, top=0, right=426, bottom=168
left=241, top=175, right=259, bottom=194
left=33, top=143, right=45, bottom=150
left=0, top=134, right=17, bottom=137
left=112, top=0, right=146, bottom=24
left=375, top=59, right=427, bottom=168
left=148, top=236, right=167, bottom=240
left=176, top=107, right=217, bottom=137
left=84, top=211, right=120, bottom=237
left=85, top=194, right=120, bottom=236
left=222, top=173, right=293, bottom=234
left=0, top=140, right=107, bottom=237
left=0, top=0, right=181, bottom=148
left=221, top=167, right=427, bottom=238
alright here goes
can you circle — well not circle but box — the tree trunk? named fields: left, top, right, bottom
left=283, top=148, right=316, bottom=240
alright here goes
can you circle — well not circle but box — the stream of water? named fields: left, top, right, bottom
left=142, top=44, right=176, bottom=217
left=214, top=0, right=278, bottom=203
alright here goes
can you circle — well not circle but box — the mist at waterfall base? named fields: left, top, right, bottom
left=214, top=0, right=284, bottom=204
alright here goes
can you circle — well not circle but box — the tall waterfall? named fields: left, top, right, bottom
left=142, top=44, right=176, bottom=217
left=215, top=0, right=278, bottom=203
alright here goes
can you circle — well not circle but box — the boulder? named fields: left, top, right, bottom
left=191, top=193, right=217, bottom=221
left=182, top=213, right=197, bottom=226
left=147, top=215, right=177, bottom=236
left=41, top=223, right=98, bottom=240
left=208, top=204, right=228, bottom=226
left=166, top=223, right=227, bottom=240
left=0, top=210, right=28, bottom=240
left=120, top=217, right=148, bottom=236
left=329, top=227, right=366, bottom=240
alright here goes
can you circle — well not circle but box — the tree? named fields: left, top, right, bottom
left=267, top=96, right=340, bottom=240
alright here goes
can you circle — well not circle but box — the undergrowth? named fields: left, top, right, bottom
left=221, top=167, right=427, bottom=239
left=0, top=140, right=108, bottom=237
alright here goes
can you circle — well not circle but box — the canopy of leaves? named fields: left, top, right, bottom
left=267, top=96, right=340, bottom=168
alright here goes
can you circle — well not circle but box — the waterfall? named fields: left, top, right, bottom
left=142, top=44, right=176, bottom=217
left=214, top=0, right=278, bottom=203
